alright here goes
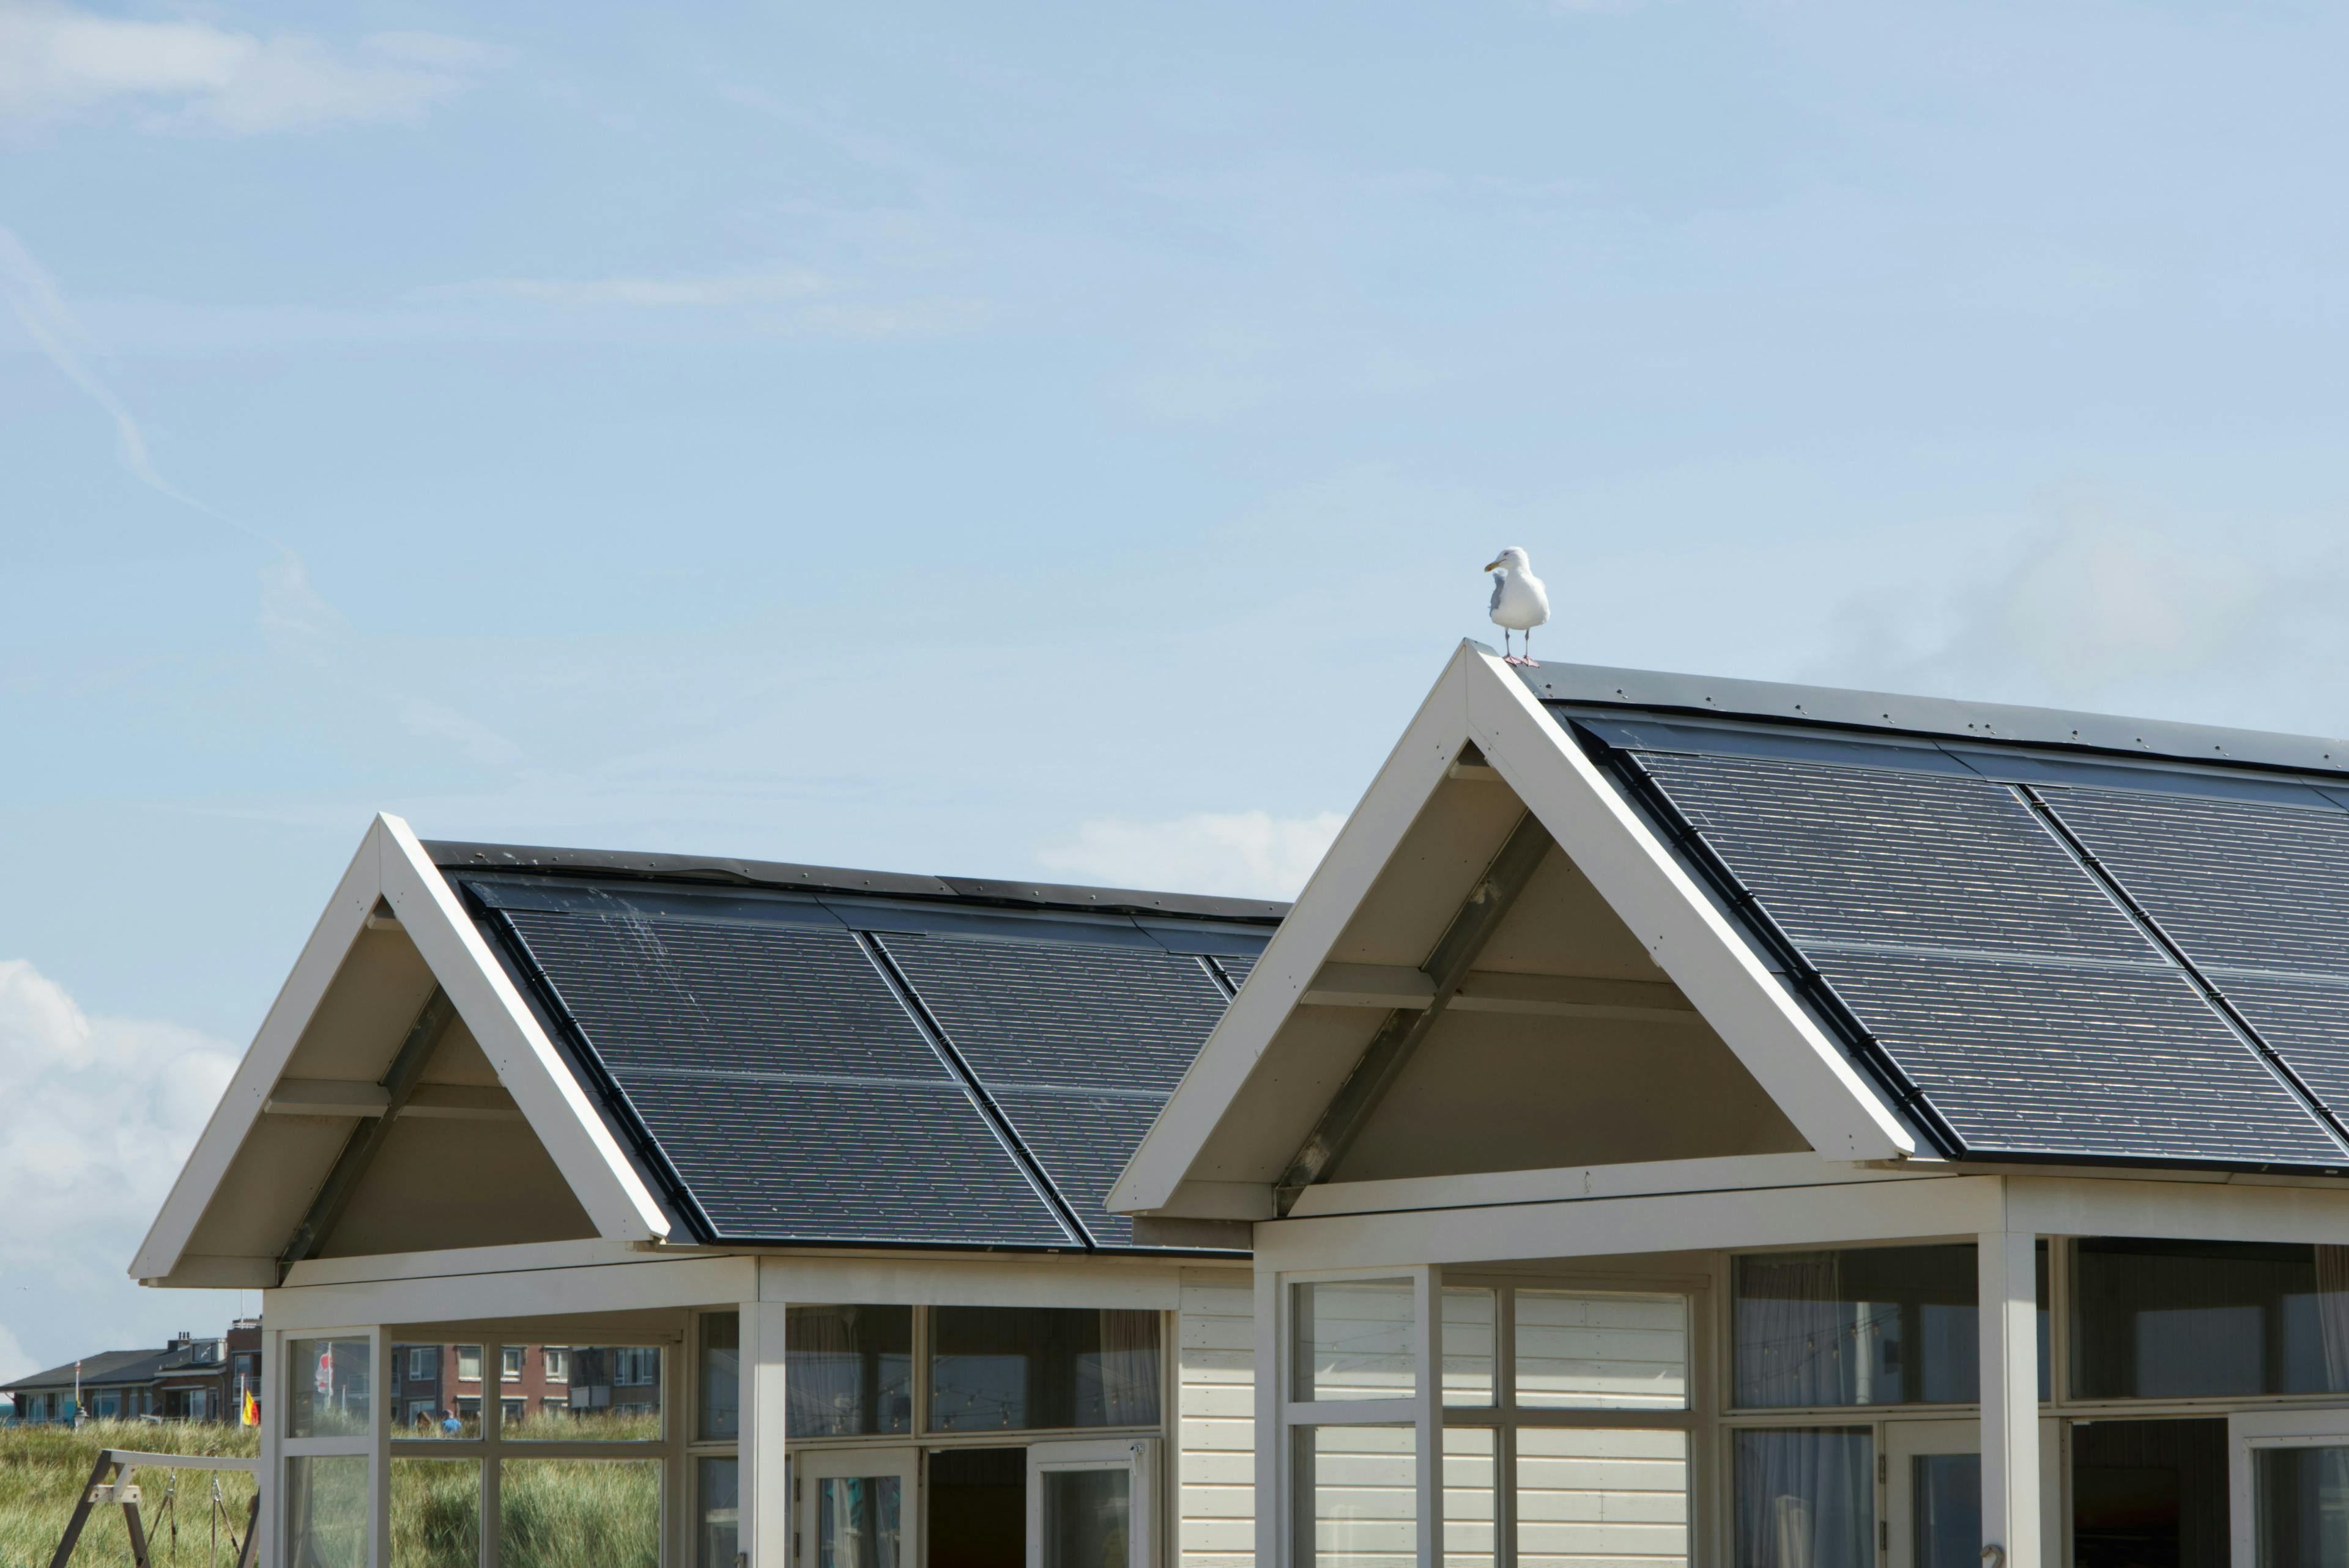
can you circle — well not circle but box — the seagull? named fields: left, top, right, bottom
left=1484, top=546, right=1551, bottom=666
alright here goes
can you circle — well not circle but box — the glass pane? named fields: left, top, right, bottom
left=1042, top=1468, right=1132, bottom=1568
left=929, top=1307, right=1160, bottom=1433
left=2257, top=1446, right=2349, bottom=1568
left=2074, top=1238, right=2349, bottom=1399
left=392, top=1457, right=481, bottom=1568
left=512, top=1345, right=661, bottom=1440
left=1735, top=1246, right=2005, bottom=1408
left=1296, top=1424, right=1416, bottom=1567
left=1445, top=1425, right=1497, bottom=1568
left=285, top=1454, right=369, bottom=1568
left=392, top=1344, right=480, bottom=1439
left=1442, top=1288, right=1496, bottom=1407
left=2073, top=1417, right=2227, bottom=1568
left=458, top=1345, right=481, bottom=1381
left=816, top=1473, right=906, bottom=1568
left=289, top=1336, right=373, bottom=1437
left=791, top=1304, right=915, bottom=1437
left=1293, top=1279, right=1416, bottom=1403
left=699, top=1314, right=740, bottom=1441
left=1733, top=1428, right=1874, bottom=1568
left=1519, top=1427, right=1688, bottom=1567
left=499, top=1459, right=660, bottom=1568
left=1914, top=1452, right=1981, bottom=1568
left=697, top=1457, right=740, bottom=1568
left=1517, top=1290, right=1688, bottom=1410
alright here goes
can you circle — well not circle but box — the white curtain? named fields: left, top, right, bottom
left=2315, top=1244, right=2349, bottom=1392
left=1735, top=1252, right=1850, bottom=1408
left=1089, top=1310, right=1160, bottom=1427
left=1736, top=1429, right=1874, bottom=1568
left=788, top=1306, right=866, bottom=1437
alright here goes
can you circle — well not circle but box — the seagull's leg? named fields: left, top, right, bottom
left=1524, top=627, right=1538, bottom=668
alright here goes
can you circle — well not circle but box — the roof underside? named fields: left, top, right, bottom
left=1557, top=694, right=2349, bottom=1174
left=444, top=853, right=1272, bottom=1254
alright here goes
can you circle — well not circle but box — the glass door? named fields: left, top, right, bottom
left=1025, top=1439, right=1157, bottom=1568
left=798, top=1447, right=919, bottom=1568
left=2229, top=1410, right=2349, bottom=1568
left=1885, top=1419, right=2060, bottom=1568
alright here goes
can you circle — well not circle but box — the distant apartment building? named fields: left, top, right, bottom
left=384, top=1341, right=661, bottom=1432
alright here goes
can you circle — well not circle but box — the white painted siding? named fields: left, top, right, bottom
left=1179, top=1271, right=1256, bottom=1568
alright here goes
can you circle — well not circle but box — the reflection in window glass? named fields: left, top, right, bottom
left=1293, top=1280, right=1416, bottom=1403
left=1733, top=1246, right=2050, bottom=1408
left=790, top=1305, right=913, bottom=1438
left=2073, top=1239, right=2349, bottom=1399
left=390, top=1458, right=480, bottom=1568
left=1521, top=1427, right=1689, bottom=1568
left=499, top=1459, right=660, bottom=1568
left=2255, top=1445, right=2349, bottom=1568
left=1041, top=1468, right=1132, bottom=1568
left=1295, top=1424, right=1415, bottom=1567
left=929, top=1308, right=1160, bottom=1433
left=1912, top=1453, right=1981, bottom=1568
left=1517, top=1290, right=1688, bottom=1410
left=1442, top=1288, right=1496, bottom=1407
left=513, top=1347, right=662, bottom=1440
left=815, top=1473, right=904, bottom=1568
left=699, top=1313, right=740, bottom=1441
left=391, top=1345, right=478, bottom=1439
left=1733, top=1429, right=1873, bottom=1568
left=285, top=1455, right=369, bottom=1568
left=1445, top=1426, right=1497, bottom=1568
left=696, top=1457, right=740, bottom=1568
left=289, top=1337, right=373, bottom=1437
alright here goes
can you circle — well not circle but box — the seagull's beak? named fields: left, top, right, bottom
left=1482, top=557, right=1504, bottom=572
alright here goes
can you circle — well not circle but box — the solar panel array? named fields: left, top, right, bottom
left=1584, top=724, right=2349, bottom=1169
left=465, top=876, right=1267, bottom=1250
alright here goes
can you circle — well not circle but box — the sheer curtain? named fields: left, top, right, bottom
left=1088, top=1310, right=1161, bottom=1427
left=1735, top=1429, right=1874, bottom=1568
left=1736, top=1252, right=1850, bottom=1408
left=788, top=1306, right=864, bottom=1437
left=2317, top=1246, right=2349, bottom=1392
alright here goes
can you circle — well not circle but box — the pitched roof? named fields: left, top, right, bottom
left=1534, top=662, right=2349, bottom=1171
left=4, top=1348, right=176, bottom=1393
left=437, top=843, right=1277, bottom=1253
left=1115, top=645, right=2349, bottom=1221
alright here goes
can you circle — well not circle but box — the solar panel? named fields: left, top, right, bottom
left=1622, top=748, right=2347, bottom=1166
left=875, top=931, right=1234, bottom=1248
left=492, top=906, right=1077, bottom=1248
left=1214, top=953, right=1256, bottom=991
left=2038, top=786, right=2349, bottom=1131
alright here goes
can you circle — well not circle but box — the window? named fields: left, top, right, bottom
left=1734, top=1427, right=1874, bottom=1568
left=698, top=1314, right=738, bottom=1441
left=456, top=1345, right=481, bottom=1382
left=1732, top=1244, right=2050, bottom=1408
left=543, top=1347, right=568, bottom=1381
left=407, top=1347, right=434, bottom=1383
left=502, top=1346, right=524, bottom=1381
left=289, top=1336, right=372, bottom=1438
left=522, top=1347, right=662, bottom=1440
left=696, top=1457, right=739, bottom=1568
left=2073, top=1238, right=2349, bottom=1399
left=1293, top=1279, right=1414, bottom=1402
left=503, top=1397, right=525, bottom=1426
left=788, top=1305, right=913, bottom=1438
left=930, top=1307, right=1160, bottom=1433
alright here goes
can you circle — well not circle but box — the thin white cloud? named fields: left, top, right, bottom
left=0, top=2, right=505, bottom=131
left=1036, top=810, right=1344, bottom=900
left=0, top=959, right=240, bottom=1375
left=440, top=268, right=829, bottom=308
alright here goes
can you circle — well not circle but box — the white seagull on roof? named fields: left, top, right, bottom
left=1483, top=546, right=1551, bottom=666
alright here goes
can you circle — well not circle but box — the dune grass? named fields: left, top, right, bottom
left=2, top=1418, right=664, bottom=1568
left=0, top=1421, right=259, bottom=1568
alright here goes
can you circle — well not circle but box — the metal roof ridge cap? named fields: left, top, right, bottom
left=1516, top=660, right=2349, bottom=777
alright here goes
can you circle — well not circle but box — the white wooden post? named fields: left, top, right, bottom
left=260, top=1326, right=283, bottom=1568
left=1255, top=1265, right=1282, bottom=1568
left=1979, top=1221, right=2041, bottom=1568
left=741, top=1300, right=790, bottom=1566
left=1412, top=1268, right=1441, bottom=1568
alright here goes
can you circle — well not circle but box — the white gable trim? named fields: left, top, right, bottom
left=1110, top=643, right=1913, bottom=1219
left=132, top=814, right=669, bottom=1285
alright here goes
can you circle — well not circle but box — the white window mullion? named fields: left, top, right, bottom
left=370, top=1331, right=392, bottom=1568
left=1257, top=1265, right=1283, bottom=1568
left=1413, top=1267, right=1441, bottom=1568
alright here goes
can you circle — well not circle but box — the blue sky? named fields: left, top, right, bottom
left=9, top=0, right=2349, bottom=1375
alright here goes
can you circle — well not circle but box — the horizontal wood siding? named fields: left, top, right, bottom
left=1179, top=1271, right=1256, bottom=1568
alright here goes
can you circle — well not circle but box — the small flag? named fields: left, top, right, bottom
left=315, top=1344, right=333, bottom=1396
left=242, top=1388, right=259, bottom=1427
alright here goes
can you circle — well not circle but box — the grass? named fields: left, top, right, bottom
left=0, top=1421, right=259, bottom=1568
left=2, top=1417, right=666, bottom=1568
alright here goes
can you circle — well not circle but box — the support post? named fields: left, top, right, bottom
left=1412, top=1268, right=1442, bottom=1568
left=1979, top=1220, right=2041, bottom=1568
left=1254, top=1265, right=1282, bottom=1568
left=742, top=1300, right=790, bottom=1567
